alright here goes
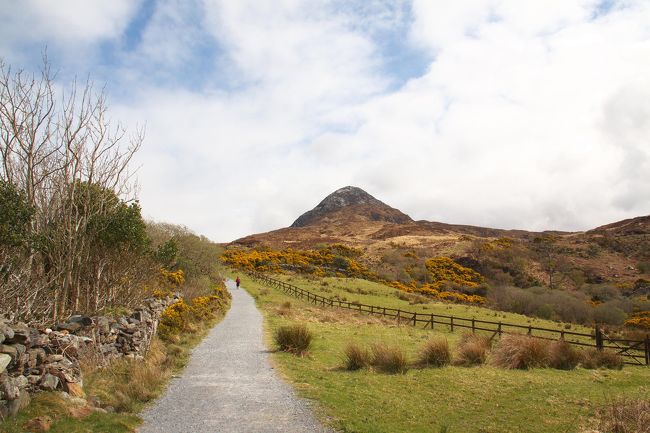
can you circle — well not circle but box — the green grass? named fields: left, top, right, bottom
left=227, top=270, right=650, bottom=433
left=0, top=392, right=140, bottom=433
left=264, top=273, right=594, bottom=340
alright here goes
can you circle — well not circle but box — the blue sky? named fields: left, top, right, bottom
left=1, top=0, right=649, bottom=241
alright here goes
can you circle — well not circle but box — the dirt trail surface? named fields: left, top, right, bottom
left=138, top=280, right=334, bottom=433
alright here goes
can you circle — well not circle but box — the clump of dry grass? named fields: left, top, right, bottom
left=84, top=338, right=170, bottom=412
left=274, top=324, right=312, bottom=355
left=370, top=343, right=409, bottom=374
left=343, top=342, right=370, bottom=370
left=419, top=337, right=451, bottom=367
left=581, top=348, right=624, bottom=370
left=595, top=398, right=650, bottom=433
left=277, top=301, right=292, bottom=316
left=547, top=340, right=581, bottom=370
left=454, top=333, right=490, bottom=366
left=491, top=334, right=549, bottom=369
left=259, top=288, right=270, bottom=296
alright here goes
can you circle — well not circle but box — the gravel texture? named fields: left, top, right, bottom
left=138, top=280, right=335, bottom=433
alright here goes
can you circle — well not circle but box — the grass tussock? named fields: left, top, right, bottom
left=275, top=324, right=313, bottom=355
left=491, top=334, right=549, bottom=370
left=581, top=348, right=624, bottom=370
left=595, top=398, right=650, bottom=433
left=343, top=342, right=370, bottom=370
left=547, top=340, right=581, bottom=370
left=454, top=333, right=490, bottom=366
left=370, top=343, right=409, bottom=374
left=277, top=301, right=292, bottom=316
left=419, top=337, right=451, bottom=367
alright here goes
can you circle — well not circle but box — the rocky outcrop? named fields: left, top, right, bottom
left=0, top=294, right=179, bottom=418
left=291, top=186, right=413, bottom=228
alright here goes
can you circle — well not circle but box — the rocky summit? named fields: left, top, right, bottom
left=291, top=186, right=413, bottom=227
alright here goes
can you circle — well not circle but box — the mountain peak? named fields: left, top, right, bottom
left=290, top=186, right=412, bottom=228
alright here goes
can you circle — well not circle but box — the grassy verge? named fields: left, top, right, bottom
left=0, top=293, right=230, bottom=433
left=228, top=271, right=650, bottom=433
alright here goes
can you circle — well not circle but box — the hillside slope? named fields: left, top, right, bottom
left=231, top=186, right=649, bottom=288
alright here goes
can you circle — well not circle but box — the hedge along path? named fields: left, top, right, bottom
left=138, top=280, right=335, bottom=433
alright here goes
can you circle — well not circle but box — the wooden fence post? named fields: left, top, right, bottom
left=645, top=335, right=649, bottom=366
left=595, top=326, right=603, bottom=351
left=413, top=313, right=417, bottom=326
left=397, top=309, right=401, bottom=325
left=497, top=322, right=502, bottom=336
left=430, top=313, right=434, bottom=330
left=471, top=318, right=475, bottom=334
left=450, top=316, right=454, bottom=332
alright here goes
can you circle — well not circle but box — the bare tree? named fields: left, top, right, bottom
left=0, top=57, right=149, bottom=323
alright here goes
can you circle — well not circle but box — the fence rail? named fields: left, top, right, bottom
left=248, top=271, right=650, bottom=366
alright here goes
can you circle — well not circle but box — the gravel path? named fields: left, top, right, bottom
left=138, top=280, right=334, bottom=433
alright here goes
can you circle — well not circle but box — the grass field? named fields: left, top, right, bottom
left=264, top=273, right=596, bottom=340
left=225, top=270, right=650, bottom=433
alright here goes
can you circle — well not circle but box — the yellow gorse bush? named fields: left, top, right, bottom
left=479, top=237, right=514, bottom=251
left=221, top=246, right=370, bottom=278
left=624, top=311, right=650, bottom=329
left=160, top=268, right=185, bottom=286
left=223, top=246, right=486, bottom=306
left=158, top=298, right=190, bottom=338
left=158, top=282, right=231, bottom=341
left=425, top=257, right=484, bottom=289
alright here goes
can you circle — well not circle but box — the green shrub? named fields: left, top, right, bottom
left=454, top=333, right=490, bottom=366
left=419, top=337, right=451, bottom=367
left=275, top=324, right=312, bottom=355
left=343, top=342, right=370, bottom=371
left=593, top=303, right=627, bottom=325
left=491, top=334, right=549, bottom=369
left=370, top=343, right=409, bottom=374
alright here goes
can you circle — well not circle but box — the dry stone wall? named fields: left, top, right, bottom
left=0, top=295, right=179, bottom=418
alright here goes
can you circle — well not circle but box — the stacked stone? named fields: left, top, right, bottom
left=0, top=294, right=179, bottom=418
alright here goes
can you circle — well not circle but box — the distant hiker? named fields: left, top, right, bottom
left=236, top=277, right=241, bottom=288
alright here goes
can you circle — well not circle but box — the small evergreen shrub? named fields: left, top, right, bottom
left=274, top=324, right=312, bottom=355
left=419, top=337, right=451, bottom=367
left=370, top=343, right=409, bottom=374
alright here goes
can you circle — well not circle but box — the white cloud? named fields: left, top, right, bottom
left=2, top=0, right=650, bottom=241
left=0, top=1, right=139, bottom=53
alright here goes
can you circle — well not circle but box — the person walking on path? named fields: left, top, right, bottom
left=235, top=276, right=241, bottom=288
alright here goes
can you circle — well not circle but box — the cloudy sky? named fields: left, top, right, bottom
left=1, top=0, right=649, bottom=241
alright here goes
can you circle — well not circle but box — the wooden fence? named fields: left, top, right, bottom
left=248, top=271, right=650, bottom=366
